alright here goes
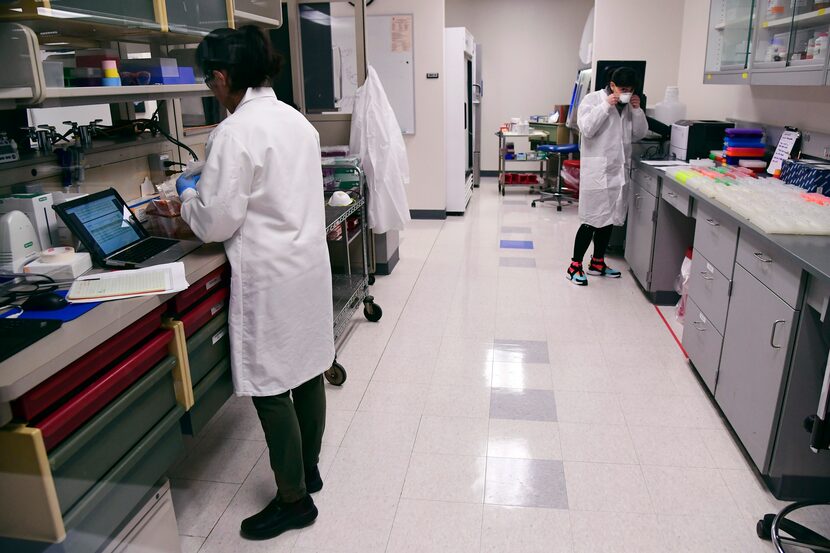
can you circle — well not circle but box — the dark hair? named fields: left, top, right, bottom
left=609, top=66, right=638, bottom=89
left=196, top=25, right=281, bottom=91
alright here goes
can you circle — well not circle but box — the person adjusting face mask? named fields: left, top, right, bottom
left=178, top=25, right=334, bottom=541
left=566, top=66, right=649, bottom=286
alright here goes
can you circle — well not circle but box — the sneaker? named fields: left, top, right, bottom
left=566, top=261, right=588, bottom=286
left=587, top=257, right=621, bottom=278
left=306, top=465, right=323, bottom=494
left=240, top=495, right=318, bottom=540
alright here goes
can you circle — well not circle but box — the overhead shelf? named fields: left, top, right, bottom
left=763, top=7, right=830, bottom=29
left=33, top=84, right=211, bottom=108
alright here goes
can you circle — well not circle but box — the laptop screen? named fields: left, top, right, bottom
left=56, top=189, right=147, bottom=259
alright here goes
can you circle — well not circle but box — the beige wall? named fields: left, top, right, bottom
left=362, top=0, right=447, bottom=213
left=677, top=0, right=830, bottom=132
left=592, top=0, right=685, bottom=104
left=446, top=0, right=593, bottom=172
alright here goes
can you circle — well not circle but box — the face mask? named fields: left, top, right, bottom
left=618, top=92, right=632, bottom=104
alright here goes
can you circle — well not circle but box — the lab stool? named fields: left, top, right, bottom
left=532, top=143, right=579, bottom=211
left=757, top=500, right=830, bottom=552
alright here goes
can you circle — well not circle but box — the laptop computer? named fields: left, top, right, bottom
left=0, top=318, right=63, bottom=362
left=53, top=188, right=201, bottom=269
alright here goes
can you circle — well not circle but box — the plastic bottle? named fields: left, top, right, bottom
left=652, top=86, right=687, bottom=126
left=816, top=32, right=828, bottom=59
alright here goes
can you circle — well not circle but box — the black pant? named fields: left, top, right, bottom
left=252, top=374, right=326, bottom=503
left=572, top=224, right=613, bottom=263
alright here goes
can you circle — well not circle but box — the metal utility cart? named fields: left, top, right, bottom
left=322, top=157, right=382, bottom=386
left=495, top=129, right=550, bottom=196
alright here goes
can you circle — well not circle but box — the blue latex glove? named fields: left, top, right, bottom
left=176, top=174, right=200, bottom=196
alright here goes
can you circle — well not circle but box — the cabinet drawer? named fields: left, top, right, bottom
left=48, top=357, right=178, bottom=516
left=12, top=305, right=166, bottom=421
left=661, top=183, right=692, bottom=217
left=682, top=296, right=724, bottom=394
left=186, top=312, right=230, bottom=386
left=693, top=203, right=739, bottom=277
left=688, top=250, right=731, bottom=334
left=180, top=287, right=229, bottom=338
left=736, top=231, right=803, bottom=309
left=34, top=330, right=174, bottom=451
left=182, top=357, right=233, bottom=436
left=59, top=406, right=184, bottom=553
left=171, top=265, right=229, bottom=314
left=632, top=166, right=659, bottom=197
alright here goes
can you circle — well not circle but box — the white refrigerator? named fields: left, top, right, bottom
left=445, top=27, right=476, bottom=215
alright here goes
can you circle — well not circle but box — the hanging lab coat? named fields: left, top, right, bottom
left=180, top=87, right=334, bottom=396
left=577, top=89, right=649, bottom=228
left=350, top=66, right=411, bottom=234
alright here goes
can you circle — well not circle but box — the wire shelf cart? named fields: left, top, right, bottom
left=322, top=157, right=382, bottom=386
left=495, top=129, right=550, bottom=196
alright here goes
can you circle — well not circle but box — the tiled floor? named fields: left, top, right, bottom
left=172, top=178, right=781, bottom=552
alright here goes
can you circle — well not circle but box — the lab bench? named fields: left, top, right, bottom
left=0, top=243, right=233, bottom=551
left=629, top=160, right=830, bottom=501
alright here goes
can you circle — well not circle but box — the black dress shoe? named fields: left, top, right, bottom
left=306, top=465, right=323, bottom=494
left=240, top=494, right=318, bottom=540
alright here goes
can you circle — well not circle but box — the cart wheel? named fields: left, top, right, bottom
left=368, top=274, right=376, bottom=285
left=325, top=362, right=347, bottom=386
left=363, top=302, right=383, bottom=322
left=557, top=205, right=562, bottom=212
left=531, top=202, right=537, bottom=208
left=501, top=188, right=506, bottom=196
left=756, top=515, right=775, bottom=540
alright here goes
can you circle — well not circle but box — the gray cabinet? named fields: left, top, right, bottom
left=688, top=250, right=732, bottom=334
left=625, top=179, right=657, bottom=290
left=682, top=296, right=725, bottom=393
left=716, top=263, right=797, bottom=471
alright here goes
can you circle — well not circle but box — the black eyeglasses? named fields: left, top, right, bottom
left=204, top=72, right=215, bottom=86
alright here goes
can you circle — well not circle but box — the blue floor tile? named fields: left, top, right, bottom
left=500, top=240, right=534, bottom=250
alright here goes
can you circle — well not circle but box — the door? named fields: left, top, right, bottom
left=716, top=264, right=797, bottom=471
left=624, top=182, right=657, bottom=290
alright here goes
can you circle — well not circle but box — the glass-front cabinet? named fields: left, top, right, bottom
left=704, top=0, right=756, bottom=83
left=751, top=0, right=830, bottom=84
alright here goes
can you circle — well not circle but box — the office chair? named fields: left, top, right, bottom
left=532, top=143, right=578, bottom=211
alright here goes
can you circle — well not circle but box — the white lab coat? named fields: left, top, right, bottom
left=350, top=66, right=411, bottom=234
left=577, top=89, right=649, bottom=228
left=181, top=87, right=335, bottom=396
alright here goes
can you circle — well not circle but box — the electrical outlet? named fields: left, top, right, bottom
left=147, top=153, right=170, bottom=184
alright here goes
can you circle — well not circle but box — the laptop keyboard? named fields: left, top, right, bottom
left=110, top=237, right=177, bottom=264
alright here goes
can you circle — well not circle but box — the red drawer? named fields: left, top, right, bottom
left=34, top=329, right=174, bottom=451
left=12, top=305, right=167, bottom=421
left=172, top=265, right=229, bottom=314
left=180, top=288, right=229, bottom=338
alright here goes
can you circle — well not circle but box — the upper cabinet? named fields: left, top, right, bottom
left=751, top=0, right=830, bottom=84
left=704, top=0, right=830, bottom=85
left=705, top=0, right=756, bottom=83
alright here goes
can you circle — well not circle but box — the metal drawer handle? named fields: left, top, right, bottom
left=770, top=319, right=786, bottom=349
left=667, top=191, right=678, bottom=198
left=693, top=321, right=707, bottom=331
left=700, top=271, right=714, bottom=281
left=754, top=252, right=773, bottom=263
left=706, top=218, right=720, bottom=227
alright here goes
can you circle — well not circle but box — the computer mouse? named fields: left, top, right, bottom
left=21, top=292, right=68, bottom=311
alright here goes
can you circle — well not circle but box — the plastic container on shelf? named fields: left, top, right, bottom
left=561, top=159, right=580, bottom=188
left=652, top=86, right=687, bottom=126
left=815, top=32, right=828, bottom=59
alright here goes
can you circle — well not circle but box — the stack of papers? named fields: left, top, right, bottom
left=67, top=262, right=190, bottom=303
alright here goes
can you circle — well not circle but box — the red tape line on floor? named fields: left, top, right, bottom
left=654, top=304, right=689, bottom=359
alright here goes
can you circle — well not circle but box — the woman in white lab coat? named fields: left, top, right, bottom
left=177, top=26, right=334, bottom=540
left=567, top=67, right=648, bottom=286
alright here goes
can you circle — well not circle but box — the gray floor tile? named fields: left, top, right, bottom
left=499, top=257, right=537, bottom=268
left=490, top=388, right=557, bottom=421
left=485, top=457, right=568, bottom=509
left=493, top=339, right=550, bottom=364
left=501, top=225, right=533, bottom=234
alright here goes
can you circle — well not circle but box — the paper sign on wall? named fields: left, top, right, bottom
left=768, top=130, right=800, bottom=176
left=391, top=15, right=412, bottom=53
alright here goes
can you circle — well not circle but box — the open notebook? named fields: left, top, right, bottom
left=67, top=262, right=189, bottom=302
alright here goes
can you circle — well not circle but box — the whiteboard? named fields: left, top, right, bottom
left=330, top=14, right=415, bottom=134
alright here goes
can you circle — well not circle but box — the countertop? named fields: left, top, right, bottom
left=0, top=243, right=228, bottom=403
left=636, top=160, right=830, bottom=287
